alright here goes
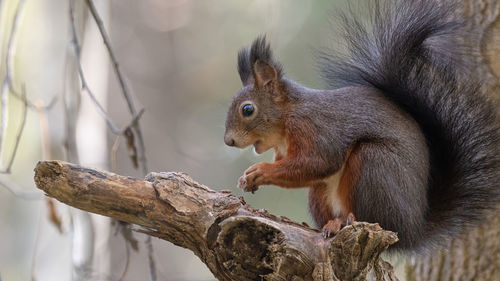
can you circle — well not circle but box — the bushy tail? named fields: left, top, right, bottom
left=320, top=0, right=500, bottom=248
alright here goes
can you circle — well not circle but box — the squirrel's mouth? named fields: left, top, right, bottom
left=253, top=140, right=264, bottom=154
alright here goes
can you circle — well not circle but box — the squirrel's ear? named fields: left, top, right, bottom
left=253, top=60, right=277, bottom=88
left=249, top=35, right=283, bottom=89
left=237, top=48, right=253, bottom=86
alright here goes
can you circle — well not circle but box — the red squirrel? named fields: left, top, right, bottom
left=224, top=0, right=500, bottom=252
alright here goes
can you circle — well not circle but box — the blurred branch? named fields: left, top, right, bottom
left=0, top=0, right=23, bottom=108
left=0, top=173, right=42, bottom=199
left=34, top=161, right=399, bottom=281
left=66, top=3, right=97, bottom=280
left=0, top=87, right=43, bottom=200
left=0, top=0, right=26, bottom=163
left=62, top=40, right=81, bottom=163
left=35, top=99, right=52, bottom=160
left=110, top=135, right=121, bottom=173
left=84, top=0, right=153, bottom=278
left=68, top=0, right=150, bottom=279
left=84, top=0, right=135, bottom=118
left=118, top=234, right=131, bottom=281
left=145, top=236, right=156, bottom=281
left=0, top=88, right=51, bottom=200
left=69, top=0, right=119, bottom=134
left=0, top=85, right=27, bottom=174
left=68, top=0, right=144, bottom=137
left=84, top=0, right=148, bottom=174
left=0, top=0, right=57, bottom=110
left=31, top=208, right=44, bottom=281
left=0, top=0, right=56, bottom=179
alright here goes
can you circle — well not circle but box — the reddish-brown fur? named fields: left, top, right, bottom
left=308, top=182, right=333, bottom=227
left=252, top=120, right=363, bottom=227
left=249, top=121, right=323, bottom=188
left=338, top=144, right=363, bottom=215
left=307, top=144, right=363, bottom=229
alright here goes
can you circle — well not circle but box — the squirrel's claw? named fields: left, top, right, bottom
left=322, top=219, right=342, bottom=238
left=321, top=214, right=357, bottom=238
left=238, top=163, right=269, bottom=193
left=346, top=213, right=356, bottom=226
left=238, top=175, right=259, bottom=193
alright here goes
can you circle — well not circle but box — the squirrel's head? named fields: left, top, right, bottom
left=224, top=36, right=288, bottom=154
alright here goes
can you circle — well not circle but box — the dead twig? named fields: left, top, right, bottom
left=84, top=0, right=148, bottom=175
left=69, top=0, right=145, bottom=137
left=109, top=108, right=145, bottom=172
left=111, top=135, right=121, bottom=173
left=84, top=0, right=135, bottom=118
left=69, top=0, right=120, bottom=134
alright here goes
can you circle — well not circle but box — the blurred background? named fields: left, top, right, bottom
left=0, top=0, right=359, bottom=280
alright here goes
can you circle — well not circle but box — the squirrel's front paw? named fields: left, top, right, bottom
left=238, top=163, right=269, bottom=193
left=238, top=175, right=259, bottom=193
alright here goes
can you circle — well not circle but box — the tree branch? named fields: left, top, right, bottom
left=34, top=160, right=399, bottom=281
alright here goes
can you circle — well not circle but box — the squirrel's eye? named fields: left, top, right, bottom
left=242, top=104, right=255, bottom=117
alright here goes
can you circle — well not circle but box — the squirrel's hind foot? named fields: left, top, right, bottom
left=322, top=213, right=356, bottom=238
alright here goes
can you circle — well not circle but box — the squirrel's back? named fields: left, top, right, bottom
left=319, top=0, right=500, bottom=251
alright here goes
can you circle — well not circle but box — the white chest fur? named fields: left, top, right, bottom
left=273, top=140, right=288, bottom=161
left=323, top=164, right=346, bottom=217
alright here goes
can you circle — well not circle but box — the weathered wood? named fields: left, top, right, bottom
left=34, top=160, right=398, bottom=281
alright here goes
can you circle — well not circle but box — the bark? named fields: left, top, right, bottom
left=34, top=160, right=399, bottom=281
left=405, top=1, right=500, bottom=281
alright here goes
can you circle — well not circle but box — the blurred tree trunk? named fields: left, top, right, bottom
left=77, top=0, right=112, bottom=279
left=65, top=0, right=112, bottom=279
left=405, top=1, right=500, bottom=280
left=64, top=1, right=95, bottom=280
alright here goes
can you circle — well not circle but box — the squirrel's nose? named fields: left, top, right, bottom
left=224, top=135, right=235, bottom=146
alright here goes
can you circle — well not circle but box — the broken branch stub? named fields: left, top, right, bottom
left=34, top=160, right=398, bottom=281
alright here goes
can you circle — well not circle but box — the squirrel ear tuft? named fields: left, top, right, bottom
left=249, top=35, right=283, bottom=88
left=237, top=48, right=253, bottom=86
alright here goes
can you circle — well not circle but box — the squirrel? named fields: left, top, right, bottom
left=224, top=0, right=500, bottom=252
